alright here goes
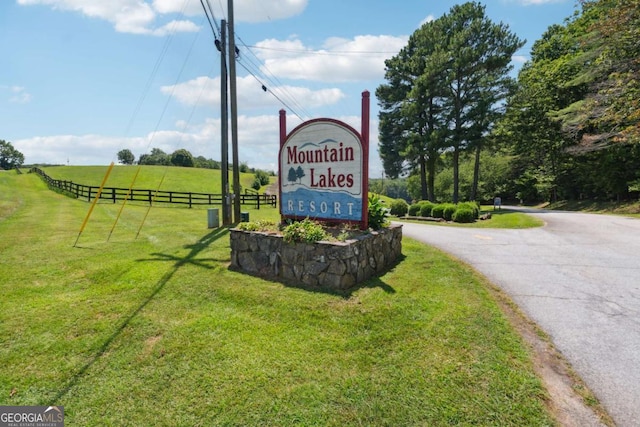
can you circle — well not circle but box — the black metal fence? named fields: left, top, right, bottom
left=30, top=167, right=277, bottom=209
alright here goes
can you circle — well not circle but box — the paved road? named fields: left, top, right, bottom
left=399, top=208, right=640, bottom=427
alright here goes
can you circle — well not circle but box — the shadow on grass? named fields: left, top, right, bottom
left=51, top=227, right=229, bottom=404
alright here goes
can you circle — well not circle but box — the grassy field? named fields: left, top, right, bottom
left=0, top=169, right=557, bottom=426
left=38, top=165, right=261, bottom=194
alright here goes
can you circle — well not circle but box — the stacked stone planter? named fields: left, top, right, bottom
left=230, top=224, right=402, bottom=292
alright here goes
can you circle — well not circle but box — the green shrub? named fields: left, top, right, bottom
left=419, top=202, right=435, bottom=218
left=443, top=204, right=457, bottom=221
left=236, top=220, right=278, bottom=232
left=408, top=203, right=421, bottom=216
left=368, top=194, right=390, bottom=230
left=251, top=178, right=262, bottom=190
left=282, top=218, right=328, bottom=243
left=253, top=169, right=271, bottom=187
left=389, top=199, right=409, bottom=217
left=431, top=204, right=445, bottom=219
left=453, top=208, right=475, bottom=223
left=408, top=200, right=434, bottom=217
left=458, top=202, right=480, bottom=219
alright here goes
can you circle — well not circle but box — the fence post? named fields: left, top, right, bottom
left=88, top=187, right=93, bottom=202
left=189, top=192, right=192, bottom=208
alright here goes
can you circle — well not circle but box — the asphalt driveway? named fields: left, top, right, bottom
left=399, top=208, right=640, bottom=427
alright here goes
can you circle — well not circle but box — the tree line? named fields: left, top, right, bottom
left=118, top=148, right=274, bottom=191
left=0, top=141, right=273, bottom=192
left=117, top=147, right=223, bottom=169
left=376, top=0, right=639, bottom=204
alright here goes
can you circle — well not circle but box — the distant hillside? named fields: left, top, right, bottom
left=40, top=165, right=256, bottom=194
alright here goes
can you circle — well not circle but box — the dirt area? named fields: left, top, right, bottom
left=487, top=283, right=615, bottom=427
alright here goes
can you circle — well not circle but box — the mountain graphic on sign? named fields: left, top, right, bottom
left=298, top=138, right=338, bottom=150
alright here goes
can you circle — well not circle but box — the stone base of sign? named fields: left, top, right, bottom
left=229, top=224, right=403, bottom=292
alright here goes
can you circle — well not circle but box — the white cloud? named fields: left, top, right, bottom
left=17, top=0, right=199, bottom=35
left=420, top=14, right=435, bottom=26
left=254, top=34, right=407, bottom=83
left=13, top=111, right=384, bottom=177
left=160, top=75, right=345, bottom=110
left=1, top=86, right=32, bottom=104
left=512, top=55, right=528, bottom=64
left=152, top=0, right=308, bottom=22
left=14, top=134, right=147, bottom=165
left=17, top=0, right=308, bottom=34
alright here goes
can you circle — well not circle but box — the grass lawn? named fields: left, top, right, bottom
left=39, top=165, right=259, bottom=194
left=0, top=170, right=556, bottom=426
left=547, top=199, right=640, bottom=218
left=398, top=207, right=544, bottom=229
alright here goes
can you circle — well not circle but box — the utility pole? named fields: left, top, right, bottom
left=228, top=0, right=241, bottom=222
left=220, top=19, right=231, bottom=226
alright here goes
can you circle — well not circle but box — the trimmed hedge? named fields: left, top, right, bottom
left=408, top=200, right=432, bottom=217
left=408, top=203, right=421, bottom=216
left=419, top=202, right=435, bottom=218
left=453, top=208, right=475, bottom=223
left=389, top=199, right=409, bottom=217
left=458, top=201, right=480, bottom=219
left=431, top=204, right=445, bottom=219
left=443, top=204, right=457, bottom=221
left=406, top=201, right=484, bottom=224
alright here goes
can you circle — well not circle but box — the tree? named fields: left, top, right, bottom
left=117, top=149, right=135, bottom=165
left=436, top=2, right=523, bottom=202
left=377, top=21, right=447, bottom=200
left=287, top=167, right=297, bottom=185
left=254, top=169, right=270, bottom=186
left=194, top=156, right=221, bottom=169
left=377, top=2, right=523, bottom=203
left=496, top=0, right=640, bottom=202
left=139, top=148, right=170, bottom=166
left=170, top=149, right=195, bottom=167
left=569, top=0, right=640, bottom=147
left=0, top=140, right=25, bottom=170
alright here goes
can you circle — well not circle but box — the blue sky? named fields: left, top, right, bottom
left=1, top=0, right=579, bottom=176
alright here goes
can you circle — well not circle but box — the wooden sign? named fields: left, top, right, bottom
left=279, top=91, right=370, bottom=228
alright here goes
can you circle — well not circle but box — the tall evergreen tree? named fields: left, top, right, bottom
left=437, top=2, right=523, bottom=202
left=377, top=2, right=523, bottom=202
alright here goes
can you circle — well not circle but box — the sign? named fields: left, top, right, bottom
left=1, top=406, right=64, bottom=427
left=279, top=91, right=370, bottom=227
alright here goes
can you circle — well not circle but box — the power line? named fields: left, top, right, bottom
left=245, top=45, right=399, bottom=56
left=197, top=4, right=339, bottom=123
left=235, top=59, right=306, bottom=121
left=204, top=0, right=222, bottom=34
left=234, top=35, right=314, bottom=120
left=199, top=0, right=220, bottom=39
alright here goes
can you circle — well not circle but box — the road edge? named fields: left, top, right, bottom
left=486, top=282, right=615, bottom=427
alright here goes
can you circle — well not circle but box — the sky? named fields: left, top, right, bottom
left=1, top=0, right=580, bottom=177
